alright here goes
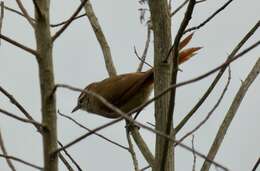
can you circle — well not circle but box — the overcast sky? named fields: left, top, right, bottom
left=0, top=0, right=260, bottom=171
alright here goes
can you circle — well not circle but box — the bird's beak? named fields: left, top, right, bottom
left=71, top=105, right=80, bottom=113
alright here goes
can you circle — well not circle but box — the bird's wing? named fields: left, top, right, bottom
left=92, top=69, right=153, bottom=107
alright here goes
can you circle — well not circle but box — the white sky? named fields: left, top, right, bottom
left=0, top=0, right=260, bottom=171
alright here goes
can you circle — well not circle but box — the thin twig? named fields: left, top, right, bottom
left=170, top=0, right=189, bottom=17
left=0, top=108, right=43, bottom=127
left=4, top=5, right=36, bottom=23
left=140, top=165, right=150, bottom=171
left=53, top=84, right=229, bottom=171
left=191, top=135, right=196, bottom=171
left=137, top=24, right=152, bottom=72
left=165, top=0, right=196, bottom=62
left=175, top=66, right=231, bottom=146
left=168, top=0, right=172, bottom=11
left=0, top=154, right=43, bottom=170
left=252, top=157, right=260, bottom=171
left=0, top=33, right=37, bottom=56
left=58, top=153, right=74, bottom=171
left=134, top=46, right=152, bottom=70
left=170, top=0, right=206, bottom=17
left=0, top=86, right=42, bottom=131
left=0, top=131, right=16, bottom=171
left=58, top=110, right=129, bottom=151
left=184, top=0, right=234, bottom=33
left=51, top=13, right=86, bottom=27
left=4, top=5, right=24, bottom=17
left=15, top=0, right=34, bottom=28
left=125, top=121, right=139, bottom=171
left=0, top=1, right=4, bottom=45
left=52, top=0, right=89, bottom=42
left=201, top=57, right=260, bottom=171
left=58, top=141, right=81, bottom=171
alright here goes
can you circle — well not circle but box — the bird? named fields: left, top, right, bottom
left=72, top=33, right=201, bottom=118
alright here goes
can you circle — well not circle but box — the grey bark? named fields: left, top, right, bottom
left=34, top=1, right=58, bottom=170
left=148, top=1, right=174, bottom=171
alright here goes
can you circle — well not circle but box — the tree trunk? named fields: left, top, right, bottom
left=34, top=1, right=58, bottom=171
left=148, top=1, right=174, bottom=171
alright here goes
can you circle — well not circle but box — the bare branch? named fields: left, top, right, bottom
left=32, top=0, right=43, bottom=17
left=185, top=0, right=234, bottom=33
left=141, top=165, right=150, bottom=171
left=51, top=13, right=86, bottom=27
left=0, top=154, right=43, bottom=170
left=252, top=157, right=260, bottom=171
left=0, top=86, right=42, bottom=131
left=0, top=33, right=37, bottom=56
left=170, top=0, right=189, bottom=17
left=53, top=84, right=229, bottom=171
left=4, top=5, right=36, bottom=23
left=58, top=141, right=81, bottom=171
left=81, top=0, right=117, bottom=76
left=165, top=0, right=196, bottom=62
left=175, top=21, right=260, bottom=133
left=196, top=0, right=207, bottom=4
left=4, top=5, right=24, bottom=17
left=58, top=153, right=74, bottom=171
left=54, top=114, right=122, bottom=155
left=125, top=122, right=139, bottom=171
left=15, top=0, right=35, bottom=28
left=201, top=57, right=260, bottom=171
left=52, top=0, right=89, bottom=42
left=176, top=67, right=231, bottom=146
left=137, top=24, right=152, bottom=72
left=191, top=135, right=196, bottom=171
left=0, top=86, right=75, bottom=169
left=129, top=125, right=155, bottom=167
left=0, top=108, right=43, bottom=127
left=134, top=46, right=152, bottom=71
left=0, top=131, right=16, bottom=171
left=58, top=110, right=128, bottom=151
left=0, top=1, right=4, bottom=45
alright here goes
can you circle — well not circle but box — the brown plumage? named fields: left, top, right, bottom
left=72, top=33, right=201, bottom=118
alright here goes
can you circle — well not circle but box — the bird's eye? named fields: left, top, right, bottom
left=79, top=98, right=83, bottom=104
